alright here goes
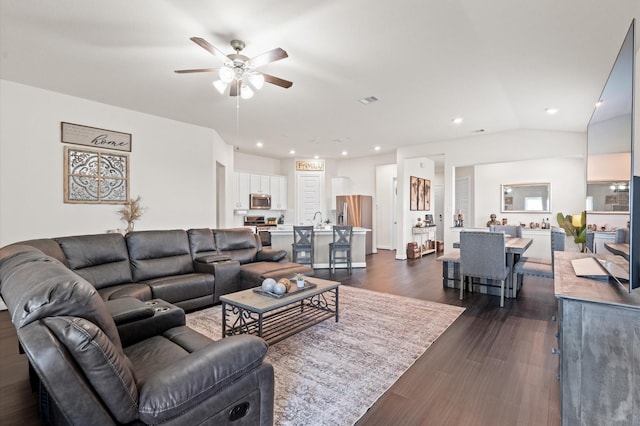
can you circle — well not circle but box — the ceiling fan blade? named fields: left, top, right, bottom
left=190, top=37, right=230, bottom=64
left=247, top=48, right=288, bottom=68
left=229, top=81, right=239, bottom=97
left=174, top=68, right=219, bottom=74
left=261, top=73, right=293, bottom=89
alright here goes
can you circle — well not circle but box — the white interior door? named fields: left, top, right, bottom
left=433, top=184, right=444, bottom=240
left=296, top=172, right=324, bottom=225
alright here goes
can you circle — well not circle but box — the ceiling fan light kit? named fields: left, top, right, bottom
left=176, top=37, right=292, bottom=99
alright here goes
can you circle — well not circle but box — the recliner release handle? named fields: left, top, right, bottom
left=228, top=401, right=250, bottom=421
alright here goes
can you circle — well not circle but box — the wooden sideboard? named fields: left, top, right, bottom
left=554, top=251, right=640, bottom=425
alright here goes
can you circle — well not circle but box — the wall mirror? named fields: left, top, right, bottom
left=501, top=183, right=550, bottom=213
left=586, top=181, right=630, bottom=212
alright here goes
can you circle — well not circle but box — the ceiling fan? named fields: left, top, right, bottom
left=175, top=37, right=293, bottom=99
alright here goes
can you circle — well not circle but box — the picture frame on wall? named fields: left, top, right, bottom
left=61, top=122, right=132, bottom=152
left=410, top=176, right=418, bottom=210
left=63, top=146, right=129, bottom=204
left=424, top=178, right=431, bottom=211
left=410, top=176, right=431, bottom=211
left=417, top=178, right=425, bottom=210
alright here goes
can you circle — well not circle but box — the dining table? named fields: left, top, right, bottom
left=604, top=242, right=629, bottom=261
left=453, top=236, right=533, bottom=298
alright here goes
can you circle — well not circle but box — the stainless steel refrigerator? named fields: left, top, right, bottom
left=336, top=195, right=373, bottom=255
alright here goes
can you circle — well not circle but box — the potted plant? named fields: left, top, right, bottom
left=556, top=211, right=587, bottom=252
left=294, top=273, right=305, bottom=288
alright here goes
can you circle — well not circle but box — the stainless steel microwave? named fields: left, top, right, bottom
left=250, top=193, right=271, bottom=209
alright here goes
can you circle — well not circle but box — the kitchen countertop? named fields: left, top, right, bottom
left=269, top=226, right=370, bottom=234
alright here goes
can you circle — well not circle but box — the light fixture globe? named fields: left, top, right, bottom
left=219, top=66, right=234, bottom=84
left=249, top=73, right=264, bottom=90
left=241, top=84, right=254, bottom=100
left=212, top=80, right=228, bottom=94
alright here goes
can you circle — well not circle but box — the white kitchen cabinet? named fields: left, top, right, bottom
left=270, top=175, right=288, bottom=210
left=234, top=172, right=250, bottom=209
left=250, top=174, right=270, bottom=194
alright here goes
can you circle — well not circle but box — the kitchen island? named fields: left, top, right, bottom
left=269, top=226, right=370, bottom=269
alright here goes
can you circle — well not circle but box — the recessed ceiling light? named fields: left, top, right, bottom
left=341, top=151, right=348, bottom=156
left=256, top=141, right=264, bottom=147
left=545, top=107, right=559, bottom=115
left=289, top=149, right=296, bottom=155
left=374, top=146, right=381, bottom=151
left=358, top=96, right=379, bottom=105
left=314, top=155, right=319, bottom=159
left=452, top=117, right=464, bottom=125
left=595, top=100, right=603, bottom=108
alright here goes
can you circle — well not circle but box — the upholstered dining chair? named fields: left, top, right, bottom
left=586, top=230, right=595, bottom=253
left=615, top=228, right=630, bottom=244
left=514, top=227, right=565, bottom=289
left=459, top=231, right=510, bottom=307
left=489, top=224, right=523, bottom=238
left=292, top=226, right=315, bottom=269
left=329, top=225, right=353, bottom=274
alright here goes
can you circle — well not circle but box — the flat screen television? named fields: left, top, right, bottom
left=586, top=19, right=637, bottom=291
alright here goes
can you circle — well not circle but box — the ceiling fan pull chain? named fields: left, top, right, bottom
left=236, top=81, right=241, bottom=136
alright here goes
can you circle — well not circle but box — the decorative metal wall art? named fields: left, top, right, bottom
left=64, top=147, right=129, bottom=204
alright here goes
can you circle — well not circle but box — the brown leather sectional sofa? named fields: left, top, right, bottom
left=0, top=227, right=312, bottom=424
left=10, top=227, right=313, bottom=310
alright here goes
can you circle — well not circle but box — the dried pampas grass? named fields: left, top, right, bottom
left=118, top=195, right=145, bottom=232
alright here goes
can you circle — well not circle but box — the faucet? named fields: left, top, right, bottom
left=312, top=211, right=323, bottom=227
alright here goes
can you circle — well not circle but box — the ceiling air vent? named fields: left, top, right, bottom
left=358, top=96, right=379, bottom=105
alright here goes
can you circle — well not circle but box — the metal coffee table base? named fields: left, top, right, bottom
left=222, top=286, right=339, bottom=344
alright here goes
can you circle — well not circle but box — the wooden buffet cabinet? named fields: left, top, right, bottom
left=553, top=252, right=640, bottom=425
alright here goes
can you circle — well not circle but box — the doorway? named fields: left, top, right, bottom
left=216, top=162, right=225, bottom=228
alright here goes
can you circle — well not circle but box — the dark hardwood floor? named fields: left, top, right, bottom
left=0, top=249, right=560, bottom=425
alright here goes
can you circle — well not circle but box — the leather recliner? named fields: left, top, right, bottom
left=0, top=244, right=274, bottom=426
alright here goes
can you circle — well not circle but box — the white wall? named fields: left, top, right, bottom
left=234, top=151, right=283, bottom=175
left=400, top=157, right=435, bottom=256
left=396, top=129, right=587, bottom=254
left=0, top=80, right=234, bottom=245
left=474, top=157, right=585, bottom=227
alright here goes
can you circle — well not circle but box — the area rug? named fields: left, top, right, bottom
left=186, top=285, right=465, bottom=425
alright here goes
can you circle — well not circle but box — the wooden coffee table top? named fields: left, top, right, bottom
left=220, top=276, right=340, bottom=313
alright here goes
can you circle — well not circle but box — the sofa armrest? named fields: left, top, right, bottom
left=137, top=335, right=269, bottom=424
left=194, top=254, right=232, bottom=264
left=194, top=260, right=241, bottom=303
left=256, top=249, right=287, bottom=262
left=106, top=297, right=155, bottom=326
left=117, top=300, right=186, bottom=347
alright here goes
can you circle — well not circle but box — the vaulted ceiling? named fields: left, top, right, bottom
left=1, top=1, right=638, bottom=159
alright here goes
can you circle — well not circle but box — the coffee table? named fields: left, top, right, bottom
left=220, top=276, right=340, bottom=344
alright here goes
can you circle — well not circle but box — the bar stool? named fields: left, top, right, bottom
left=292, top=226, right=314, bottom=269
left=329, top=226, right=353, bottom=274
